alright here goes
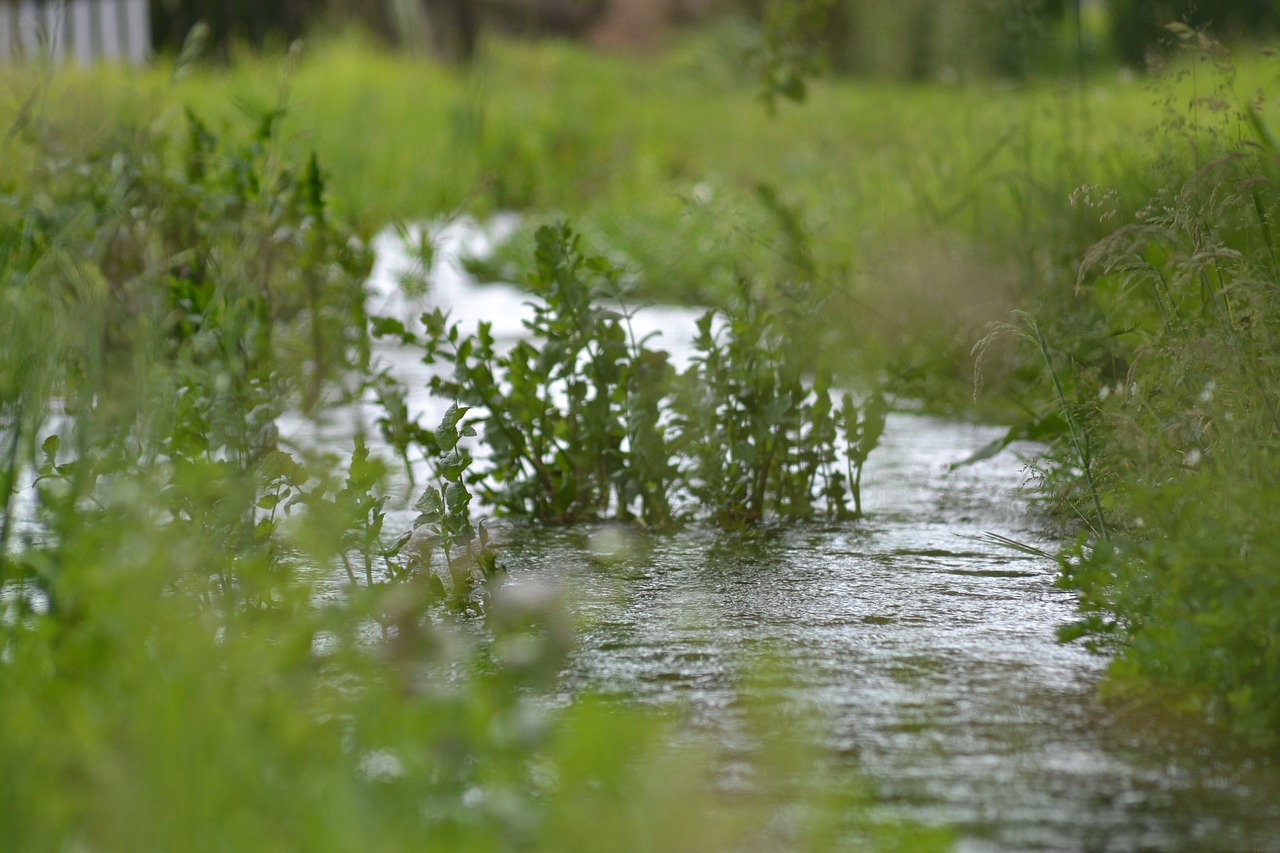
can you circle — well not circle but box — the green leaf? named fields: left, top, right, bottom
left=435, top=404, right=470, bottom=451
left=445, top=481, right=471, bottom=514
left=415, top=486, right=444, bottom=518
left=370, top=315, right=416, bottom=343
left=381, top=531, right=413, bottom=559
left=440, top=449, right=468, bottom=481
left=261, top=449, right=306, bottom=486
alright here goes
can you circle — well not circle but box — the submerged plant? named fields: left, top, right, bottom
left=408, top=222, right=679, bottom=526
left=676, top=275, right=886, bottom=526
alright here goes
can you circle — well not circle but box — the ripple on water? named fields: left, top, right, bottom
left=300, top=220, right=1280, bottom=853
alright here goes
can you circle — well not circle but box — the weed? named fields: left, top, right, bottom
left=382, top=221, right=886, bottom=528
left=1005, top=36, right=1280, bottom=742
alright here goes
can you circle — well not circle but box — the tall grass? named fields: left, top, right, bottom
left=998, top=34, right=1280, bottom=742
left=1, top=29, right=1209, bottom=412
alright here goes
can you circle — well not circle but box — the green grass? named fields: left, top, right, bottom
left=9, top=30, right=1273, bottom=412
left=7, top=22, right=1280, bottom=840
left=0, top=34, right=1179, bottom=278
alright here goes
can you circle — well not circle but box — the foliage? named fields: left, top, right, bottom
left=747, top=0, right=835, bottom=111
left=0, top=98, right=372, bottom=602
left=0, top=83, right=944, bottom=851
left=676, top=275, right=887, bottom=525
left=19, top=30, right=1227, bottom=429
left=405, top=221, right=680, bottom=525
left=998, top=40, right=1280, bottom=741
left=384, top=221, right=886, bottom=528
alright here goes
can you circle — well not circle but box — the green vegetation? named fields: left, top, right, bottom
left=398, top=220, right=884, bottom=528
left=0, top=81, right=943, bottom=850
left=1016, top=39, right=1280, bottom=741
left=6, top=9, right=1280, bottom=848
left=18, top=25, right=1216, bottom=414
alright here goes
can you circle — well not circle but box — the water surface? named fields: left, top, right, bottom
left=338, top=221, right=1280, bottom=852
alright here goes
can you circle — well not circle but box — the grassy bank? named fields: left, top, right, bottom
left=1016, top=42, right=1280, bottom=742
left=7, top=29, right=1247, bottom=404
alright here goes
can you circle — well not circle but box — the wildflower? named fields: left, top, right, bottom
left=1184, top=447, right=1202, bottom=467
left=1199, top=380, right=1216, bottom=403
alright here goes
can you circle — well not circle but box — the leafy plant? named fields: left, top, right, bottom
left=408, top=222, right=680, bottom=526
left=405, top=404, right=501, bottom=612
left=0, top=101, right=373, bottom=611
left=676, top=276, right=886, bottom=525
left=382, top=222, right=887, bottom=529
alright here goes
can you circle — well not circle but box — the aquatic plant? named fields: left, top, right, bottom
left=383, top=222, right=886, bottom=529
left=676, top=275, right=887, bottom=525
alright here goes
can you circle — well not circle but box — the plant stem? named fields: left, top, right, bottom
left=1035, top=324, right=1109, bottom=541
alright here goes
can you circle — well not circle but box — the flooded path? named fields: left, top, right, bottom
left=316, top=220, right=1280, bottom=853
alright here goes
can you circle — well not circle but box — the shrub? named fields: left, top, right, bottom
left=382, top=221, right=887, bottom=528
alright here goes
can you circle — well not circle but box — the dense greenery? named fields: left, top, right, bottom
left=0, top=45, right=923, bottom=851
left=1017, top=40, right=1280, bottom=740
left=6, top=11, right=1280, bottom=849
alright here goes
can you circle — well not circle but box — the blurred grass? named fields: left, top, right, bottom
left=0, top=30, right=1200, bottom=265
left=11, top=27, right=1275, bottom=415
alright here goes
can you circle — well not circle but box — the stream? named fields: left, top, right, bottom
left=297, top=219, right=1280, bottom=853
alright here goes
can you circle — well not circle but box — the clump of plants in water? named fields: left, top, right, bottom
left=377, top=221, right=887, bottom=530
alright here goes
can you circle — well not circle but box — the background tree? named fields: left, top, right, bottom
left=1107, top=0, right=1277, bottom=68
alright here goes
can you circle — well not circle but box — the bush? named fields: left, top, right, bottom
left=391, top=221, right=886, bottom=529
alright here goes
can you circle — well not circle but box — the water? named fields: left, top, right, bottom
left=318, top=219, right=1280, bottom=853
